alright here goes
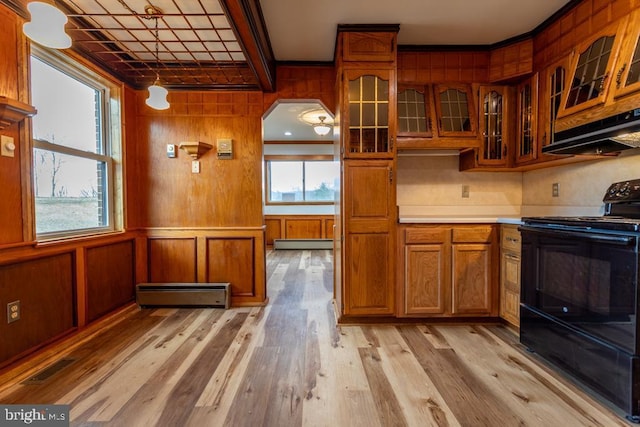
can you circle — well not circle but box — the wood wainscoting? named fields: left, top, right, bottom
left=264, top=215, right=334, bottom=246
left=141, top=227, right=266, bottom=307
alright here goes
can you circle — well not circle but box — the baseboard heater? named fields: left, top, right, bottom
left=136, top=282, right=230, bottom=308
left=273, top=239, right=333, bottom=250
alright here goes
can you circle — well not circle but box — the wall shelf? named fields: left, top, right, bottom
left=0, top=96, right=37, bottom=130
left=179, top=141, right=213, bottom=159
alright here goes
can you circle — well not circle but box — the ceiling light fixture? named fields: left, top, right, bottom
left=144, top=6, right=169, bottom=110
left=313, top=116, right=332, bottom=136
left=22, top=1, right=72, bottom=49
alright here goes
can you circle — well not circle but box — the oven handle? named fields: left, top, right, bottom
left=519, top=225, right=636, bottom=245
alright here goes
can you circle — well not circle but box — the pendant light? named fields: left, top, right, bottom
left=145, top=9, right=169, bottom=110
left=313, top=116, right=332, bottom=136
left=23, top=1, right=72, bottom=49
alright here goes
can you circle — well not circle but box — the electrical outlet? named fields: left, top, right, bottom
left=191, top=160, right=200, bottom=173
left=462, top=185, right=469, bottom=198
left=552, top=182, right=559, bottom=197
left=7, top=300, right=20, bottom=323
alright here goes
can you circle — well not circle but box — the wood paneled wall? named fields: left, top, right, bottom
left=0, top=252, right=75, bottom=365
left=144, top=229, right=266, bottom=306
left=534, top=0, right=638, bottom=70
left=398, top=50, right=490, bottom=84
left=263, top=65, right=336, bottom=114
left=86, top=240, right=135, bottom=322
left=265, top=215, right=335, bottom=245
left=0, top=4, right=27, bottom=246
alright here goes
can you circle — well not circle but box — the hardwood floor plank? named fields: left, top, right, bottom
left=398, top=325, right=525, bottom=426
left=358, top=346, right=407, bottom=427
left=373, top=326, right=459, bottom=427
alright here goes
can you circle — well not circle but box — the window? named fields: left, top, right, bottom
left=266, top=157, right=339, bottom=204
left=30, top=46, right=120, bottom=237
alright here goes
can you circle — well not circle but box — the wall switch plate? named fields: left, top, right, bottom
left=552, top=182, right=559, bottom=197
left=191, top=160, right=200, bottom=173
left=1, top=135, right=16, bottom=158
left=7, top=300, right=20, bottom=323
left=167, top=144, right=176, bottom=158
left=462, top=185, right=470, bottom=198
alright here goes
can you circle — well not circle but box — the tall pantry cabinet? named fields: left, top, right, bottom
left=335, top=25, right=399, bottom=317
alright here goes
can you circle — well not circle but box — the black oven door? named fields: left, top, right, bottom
left=520, top=225, right=639, bottom=353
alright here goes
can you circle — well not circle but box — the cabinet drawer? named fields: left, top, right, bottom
left=452, top=226, right=493, bottom=243
left=501, top=226, right=521, bottom=252
left=405, top=228, right=449, bottom=244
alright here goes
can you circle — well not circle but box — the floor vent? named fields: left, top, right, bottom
left=273, top=239, right=333, bottom=250
left=136, top=282, right=230, bottom=308
left=22, top=358, right=76, bottom=384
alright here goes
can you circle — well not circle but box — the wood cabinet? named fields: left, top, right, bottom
left=344, top=68, right=396, bottom=158
left=396, top=83, right=479, bottom=150
left=500, top=224, right=521, bottom=328
left=538, top=58, right=569, bottom=151
left=514, top=73, right=538, bottom=165
left=611, top=10, right=640, bottom=101
left=556, top=18, right=629, bottom=121
left=342, top=160, right=396, bottom=316
left=398, top=224, right=498, bottom=318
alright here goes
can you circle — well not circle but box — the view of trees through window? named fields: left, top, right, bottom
left=267, top=160, right=339, bottom=203
left=30, top=52, right=112, bottom=235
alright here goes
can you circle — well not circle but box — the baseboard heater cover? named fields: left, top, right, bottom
left=273, top=239, right=333, bottom=250
left=136, top=282, right=230, bottom=308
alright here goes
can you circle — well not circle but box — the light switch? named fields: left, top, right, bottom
left=1, top=135, right=15, bottom=158
left=191, top=160, right=200, bottom=173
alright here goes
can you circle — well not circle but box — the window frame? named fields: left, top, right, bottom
left=30, top=44, right=120, bottom=240
left=264, top=155, right=337, bottom=205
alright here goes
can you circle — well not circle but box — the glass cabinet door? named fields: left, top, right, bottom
left=397, top=85, right=433, bottom=137
left=613, top=10, right=640, bottom=100
left=480, top=86, right=506, bottom=164
left=433, top=84, right=476, bottom=137
left=516, top=74, right=538, bottom=164
left=346, top=70, right=394, bottom=157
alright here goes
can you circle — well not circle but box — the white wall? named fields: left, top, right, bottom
left=521, top=149, right=640, bottom=216
left=396, top=154, right=523, bottom=218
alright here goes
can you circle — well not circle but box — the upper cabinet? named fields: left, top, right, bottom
left=395, top=83, right=478, bottom=150
left=342, top=31, right=396, bottom=62
left=612, top=10, right=640, bottom=100
left=433, top=84, right=477, bottom=138
left=556, top=19, right=628, bottom=120
left=477, top=85, right=515, bottom=167
left=397, top=84, right=434, bottom=138
left=344, top=68, right=396, bottom=158
left=514, top=73, right=538, bottom=165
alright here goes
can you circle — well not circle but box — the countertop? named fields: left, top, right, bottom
left=398, top=216, right=523, bottom=225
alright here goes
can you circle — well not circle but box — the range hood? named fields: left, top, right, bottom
left=543, top=108, right=640, bottom=155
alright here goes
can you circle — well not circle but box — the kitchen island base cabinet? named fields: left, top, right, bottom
left=399, top=224, right=498, bottom=318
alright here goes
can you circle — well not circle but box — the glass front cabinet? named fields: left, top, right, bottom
left=478, top=85, right=514, bottom=167
left=344, top=68, right=396, bottom=158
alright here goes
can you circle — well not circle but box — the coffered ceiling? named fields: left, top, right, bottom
left=4, top=0, right=574, bottom=92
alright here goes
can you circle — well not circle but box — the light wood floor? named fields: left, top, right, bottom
left=0, top=249, right=634, bottom=426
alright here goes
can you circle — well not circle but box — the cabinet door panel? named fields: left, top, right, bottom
left=345, top=161, right=392, bottom=220
left=346, top=233, right=394, bottom=315
left=452, top=243, right=492, bottom=314
left=405, top=244, right=449, bottom=315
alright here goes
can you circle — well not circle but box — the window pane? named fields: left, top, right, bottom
left=31, top=57, right=102, bottom=154
left=269, top=161, right=303, bottom=202
left=33, top=149, right=107, bottom=234
left=304, top=161, right=339, bottom=202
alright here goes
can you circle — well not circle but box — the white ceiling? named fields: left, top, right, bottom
left=259, top=0, right=570, bottom=139
left=263, top=101, right=334, bottom=141
left=259, top=0, right=571, bottom=61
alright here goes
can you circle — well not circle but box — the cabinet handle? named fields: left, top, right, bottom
left=505, top=254, right=520, bottom=261
left=502, top=144, right=507, bottom=158
left=390, top=136, right=394, bottom=151
left=616, top=63, right=627, bottom=89
left=542, top=131, right=547, bottom=146
left=389, top=168, right=393, bottom=183
left=599, top=71, right=610, bottom=92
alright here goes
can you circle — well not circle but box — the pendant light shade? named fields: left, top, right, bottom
left=313, top=116, right=332, bottom=136
left=23, top=2, right=71, bottom=49
left=146, top=79, right=169, bottom=110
